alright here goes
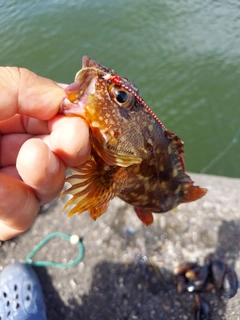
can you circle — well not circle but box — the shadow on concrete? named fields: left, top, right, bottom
left=33, top=219, right=240, bottom=320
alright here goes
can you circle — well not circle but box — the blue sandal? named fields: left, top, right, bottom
left=0, top=263, right=47, bottom=320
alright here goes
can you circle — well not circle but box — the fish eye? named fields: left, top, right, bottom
left=111, top=86, right=135, bottom=110
left=115, top=90, right=128, bottom=103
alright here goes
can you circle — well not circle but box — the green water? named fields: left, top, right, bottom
left=1, top=0, right=240, bottom=178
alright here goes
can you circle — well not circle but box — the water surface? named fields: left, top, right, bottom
left=1, top=0, right=239, bottom=177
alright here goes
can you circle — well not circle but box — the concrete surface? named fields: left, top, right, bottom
left=0, top=173, right=240, bottom=320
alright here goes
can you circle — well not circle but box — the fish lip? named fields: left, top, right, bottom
left=59, top=97, right=85, bottom=116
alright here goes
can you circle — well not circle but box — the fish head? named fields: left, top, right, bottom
left=61, top=56, right=161, bottom=167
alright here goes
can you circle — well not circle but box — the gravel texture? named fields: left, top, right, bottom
left=0, top=173, right=240, bottom=320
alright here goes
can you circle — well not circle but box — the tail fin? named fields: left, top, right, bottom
left=182, top=184, right=207, bottom=203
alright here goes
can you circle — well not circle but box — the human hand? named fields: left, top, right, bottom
left=0, top=67, right=90, bottom=240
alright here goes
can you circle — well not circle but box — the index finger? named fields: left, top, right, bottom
left=0, top=67, right=64, bottom=121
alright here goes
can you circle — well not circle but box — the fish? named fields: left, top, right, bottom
left=60, top=56, right=207, bottom=225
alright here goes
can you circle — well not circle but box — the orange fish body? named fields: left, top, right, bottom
left=60, top=56, right=207, bottom=225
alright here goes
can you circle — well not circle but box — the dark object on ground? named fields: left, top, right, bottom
left=175, top=255, right=238, bottom=319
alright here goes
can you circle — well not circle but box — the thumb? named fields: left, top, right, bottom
left=0, top=67, right=64, bottom=121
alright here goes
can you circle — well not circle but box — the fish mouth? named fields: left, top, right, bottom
left=60, top=71, right=97, bottom=117
left=60, top=56, right=111, bottom=117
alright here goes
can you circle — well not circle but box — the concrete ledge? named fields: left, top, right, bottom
left=1, top=173, right=240, bottom=319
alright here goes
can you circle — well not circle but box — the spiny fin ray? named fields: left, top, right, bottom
left=61, top=157, right=128, bottom=220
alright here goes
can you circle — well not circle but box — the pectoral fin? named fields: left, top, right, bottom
left=90, top=203, right=109, bottom=220
left=90, top=127, right=142, bottom=167
left=61, top=156, right=128, bottom=220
